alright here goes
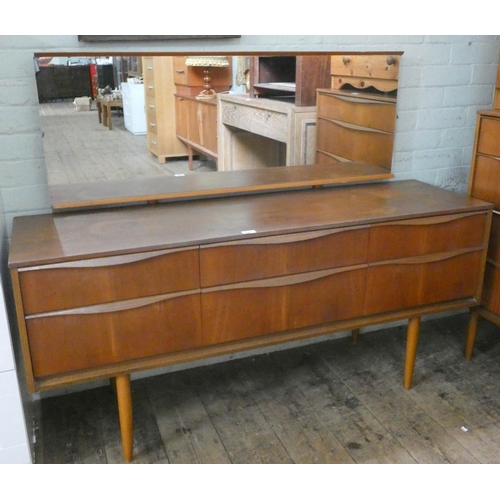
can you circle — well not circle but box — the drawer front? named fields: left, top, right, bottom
left=202, top=266, right=367, bottom=345
left=220, top=102, right=288, bottom=143
left=364, top=250, right=483, bottom=316
left=173, top=56, right=189, bottom=86
left=477, top=117, right=500, bottom=158
left=470, top=154, right=500, bottom=208
left=148, top=132, right=159, bottom=154
left=145, top=97, right=157, bottom=121
left=368, top=213, right=487, bottom=263
left=26, top=292, right=203, bottom=378
left=317, top=92, right=396, bottom=133
left=482, top=262, right=500, bottom=315
left=143, top=59, right=155, bottom=91
left=487, top=212, right=500, bottom=264
left=200, top=227, right=369, bottom=287
left=330, top=54, right=400, bottom=81
left=147, top=117, right=158, bottom=135
left=317, top=118, right=394, bottom=168
left=19, top=248, right=200, bottom=314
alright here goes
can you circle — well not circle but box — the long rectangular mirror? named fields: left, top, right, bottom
left=35, top=51, right=402, bottom=210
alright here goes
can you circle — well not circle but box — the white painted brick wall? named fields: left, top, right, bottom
left=0, top=35, right=499, bottom=464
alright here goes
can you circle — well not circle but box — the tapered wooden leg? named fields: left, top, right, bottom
left=404, top=317, right=421, bottom=390
left=465, top=308, right=480, bottom=361
left=115, top=375, right=133, bottom=463
left=352, top=329, right=360, bottom=344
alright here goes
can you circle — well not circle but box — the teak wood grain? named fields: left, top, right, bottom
left=9, top=178, right=493, bottom=463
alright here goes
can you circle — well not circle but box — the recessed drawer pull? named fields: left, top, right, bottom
left=149, top=105, right=155, bottom=109
left=370, top=248, right=483, bottom=267
left=204, top=265, right=366, bottom=293
left=327, top=118, right=393, bottom=135
left=374, top=213, right=478, bottom=228
left=20, top=248, right=198, bottom=272
left=147, top=66, right=153, bottom=70
left=325, top=94, right=392, bottom=105
left=203, top=227, right=368, bottom=249
left=26, top=289, right=201, bottom=320
left=150, top=123, right=156, bottom=127
left=152, top=141, right=157, bottom=145
left=175, top=70, right=185, bottom=74
left=148, top=86, right=154, bottom=90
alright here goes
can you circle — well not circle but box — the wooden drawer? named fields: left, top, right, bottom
left=148, top=132, right=159, bottom=154
left=487, top=212, right=500, bottom=264
left=147, top=117, right=159, bottom=135
left=26, top=291, right=203, bottom=378
left=220, top=101, right=289, bottom=143
left=317, top=117, right=394, bottom=168
left=364, top=250, right=483, bottom=316
left=200, top=227, right=369, bottom=287
left=19, top=248, right=200, bottom=315
left=173, top=57, right=189, bottom=86
left=317, top=92, right=396, bottom=133
left=470, top=154, right=500, bottom=208
left=202, top=266, right=367, bottom=345
left=368, top=213, right=487, bottom=263
left=145, top=97, right=157, bottom=117
left=477, top=117, right=500, bottom=158
left=330, top=54, right=400, bottom=81
left=482, top=262, right=500, bottom=315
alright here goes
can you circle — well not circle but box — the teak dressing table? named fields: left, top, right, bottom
left=9, top=166, right=492, bottom=463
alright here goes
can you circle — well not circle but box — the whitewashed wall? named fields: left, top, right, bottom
left=0, top=35, right=499, bottom=464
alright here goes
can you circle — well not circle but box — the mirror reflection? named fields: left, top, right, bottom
left=35, top=52, right=401, bottom=198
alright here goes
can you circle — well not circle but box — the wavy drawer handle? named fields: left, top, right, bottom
left=204, top=265, right=366, bottom=293
left=203, top=227, right=368, bottom=249
left=370, top=248, right=482, bottom=267
left=326, top=94, right=393, bottom=105
left=374, top=213, right=483, bottom=228
left=21, top=247, right=198, bottom=272
left=26, top=289, right=200, bottom=320
left=329, top=119, right=393, bottom=135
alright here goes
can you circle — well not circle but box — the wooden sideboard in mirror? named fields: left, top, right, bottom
left=34, top=51, right=402, bottom=211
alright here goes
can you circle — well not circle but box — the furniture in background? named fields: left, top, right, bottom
left=467, top=107, right=500, bottom=357
left=218, top=94, right=318, bottom=170
left=217, top=54, right=401, bottom=172
left=248, top=55, right=330, bottom=106
left=36, top=65, right=92, bottom=102
left=173, top=56, right=232, bottom=97
left=143, top=56, right=187, bottom=163
left=315, top=89, right=397, bottom=169
left=184, top=55, right=231, bottom=100
left=96, top=64, right=115, bottom=90
left=9, top=175, right=492, bottom=463
left=121, top=82, right=147, bottom=136
left=175, top=95, right=218, bottom=169
left=96, top=96, right=123, bottom=131
left=315, top=53, right=401, bottom=169
left=172, top=56, right=232, bottom=167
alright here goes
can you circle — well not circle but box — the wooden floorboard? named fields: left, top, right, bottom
left=33, top=313, right=500, bottom=464
left=39, top=100, right=216, bottom=185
